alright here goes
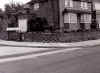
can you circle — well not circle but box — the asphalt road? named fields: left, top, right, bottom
left=0, top=45, right=100, bottom=73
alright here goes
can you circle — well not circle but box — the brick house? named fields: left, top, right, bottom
left=22, top=0, right=93, bottom=32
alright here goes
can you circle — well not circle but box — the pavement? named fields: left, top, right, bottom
left=1, top=39, right=100, bottom=48
left=0, top=39, right=100, bottom=59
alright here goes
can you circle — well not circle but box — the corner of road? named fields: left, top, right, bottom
left=0, top=39, right=100, bottom=48
left=0, top=39, right=100, bottom=59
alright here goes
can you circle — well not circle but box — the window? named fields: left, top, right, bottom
left=81, top=2, right=88, bottom=9
left=65, top=0, right=73, bottom=8
left=70, top=0, right=73, bottom=7
left=65, top=0, right=68, bottom=7
left=64, top=13, right=77, bottom=23
left=81, top=14, right=91, bottom=23
left=34, top=3, right=39, bottom=10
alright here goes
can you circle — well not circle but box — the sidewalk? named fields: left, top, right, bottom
left=0, top=39, right=100, bottom=59
left=0, top=39, right=100, bottom=48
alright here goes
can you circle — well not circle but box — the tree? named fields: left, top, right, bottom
left=5, top=3, right=24, bottom=27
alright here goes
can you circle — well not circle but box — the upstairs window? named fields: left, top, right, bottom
left=34, top=3, right=40, bottom=10
left=65, top=0, right=68, bottom=7
left=81, top=2, right=88, bottom=9
left=65, top=0, right=73, bottom=8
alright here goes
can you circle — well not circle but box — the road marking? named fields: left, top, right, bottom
left=0, top=48, right=81, bottom=63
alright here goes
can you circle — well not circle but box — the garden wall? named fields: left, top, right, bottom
left=7, top=30, right=100, bottom=43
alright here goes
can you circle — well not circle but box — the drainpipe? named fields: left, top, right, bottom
left=51, top=0, right=55, bottom=32
left=91, top=0, right=97, bottom=29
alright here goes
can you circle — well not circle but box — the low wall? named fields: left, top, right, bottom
left=6, top=30, right=100, bottom=42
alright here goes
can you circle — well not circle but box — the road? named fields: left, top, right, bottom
left=0, top=45, right=100, bottom=73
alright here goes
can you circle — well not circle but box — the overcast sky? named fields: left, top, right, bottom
left=95, top=3, right=100, bottom=10
left=0, top=0, right=31, bottom=10
left=0, top=0, right=100, bottom=11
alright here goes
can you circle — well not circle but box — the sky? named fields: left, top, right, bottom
left=95, top=3, right=100, bottom=10
left=0, top=0, right=31, bottom=11
left=0, top=0, right=100, bottom=11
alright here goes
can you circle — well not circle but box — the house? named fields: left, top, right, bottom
left=6, top=0, right=93, bottom=33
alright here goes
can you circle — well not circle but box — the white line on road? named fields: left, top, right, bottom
left=0, top=48, right=81, bottom=63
